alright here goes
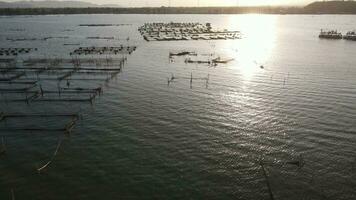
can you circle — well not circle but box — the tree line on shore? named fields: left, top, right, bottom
left=0, top=1, right=356, bottom=15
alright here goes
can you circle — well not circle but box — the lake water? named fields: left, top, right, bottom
left=0, top=14, right=356, bottom=199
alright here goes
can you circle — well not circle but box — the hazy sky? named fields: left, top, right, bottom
left=5, top=0, right=316, bottom=7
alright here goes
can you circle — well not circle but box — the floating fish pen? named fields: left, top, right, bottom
left=87, top=36, right=115, bottom=40
left=0, top=31, right=137, bottom=174
left=319, top=29, right=342, bottom=39
left=138, top=22, right=241, bottom=41
left=6, top=38, right=38, bottom=42
left=70, top=46, right=137, bottom=55
left=0, top=48, right=37, bottom=56
left=0, top=45, right=135, bottom=106
left=6, top=36, right=69, bottom=42
left=0, top=58, right=15, bottom=63
left=343, top=31, right=356, bottom=41
left=23, top=57, right=127, bottom=68
left=63, top=43, right=80, bottom=46
left=318, top=29, right=356, bottom=41
left=167, top=73, right=210, bottom=89
left=0, top=41, right=137, bottom=171
left=79, top=24, right=132, bottom=27
left=43, top=36, right=70, bottom=40
left=169, top=51, right=233, bottom=66
left=0, top=56, right=128, bottom=104
left=0, top=112, right=79, bottom=134
left=185, top=57, right=234, bottom=65
left=169, top=51, right=197, bottom=58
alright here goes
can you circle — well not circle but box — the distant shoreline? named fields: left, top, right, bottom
left=1, top=1, right=356, bottom=15
left=0, top=7, right=343, bottom=16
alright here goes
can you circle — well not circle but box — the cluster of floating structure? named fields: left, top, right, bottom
left=185, top=57, right=234, bottom=65
left=70, top=46, right=137, bottom=56
left=343, top=31, right=356, bottom=41
left=169, top=50, right=234, bottom=67
left=7, top=36, right=69, bottom=42
left=0, top=43, right=137, bottom=173
left=64, top=43, right=80, bottom=46
left=169, top=51, right=197, bottom=57
left=0, top=22, right=143, bottom=193
left=86, top=36, right=130, bottom=41
left=87, top=36, right=115, bottom=40
left=319, top=29, right=356, bottom=40
left=138, top=22, right=241, bottom=41
left=0, top=113, right=79, bottom=134
left=79, top=23, right=132, bottom=27
left=62, top=29, right=74, bottom=32
left=167, top=73, right=210, bottom=89
left=0, top=48, right=37, bottom=56
left=0, top=56, right=127, bottom=104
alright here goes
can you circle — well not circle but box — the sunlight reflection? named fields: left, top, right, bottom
left=227, top=14, right=277, bottom=81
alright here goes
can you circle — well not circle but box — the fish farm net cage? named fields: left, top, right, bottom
left=0, top=45, right=138, bottom=174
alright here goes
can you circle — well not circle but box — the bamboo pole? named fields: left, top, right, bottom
left=11, top=189, right=15, bottom=200
left=0, top=136, right=6, bottom=155
left=65, top=115, right=79, bottom=134
left=260, top=163, right=275, bottom=200
left=3, top=113, right=78, bottom=118
left=37, top=139, right=62, bottom=173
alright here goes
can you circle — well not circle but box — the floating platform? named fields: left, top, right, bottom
left=79, top=24, right=131, bottom=27
left=0, top=48, right=37, bottom=56
left=343, top=31, right=356, bottom=41
left=70, top=46, right=137, bottom=55
left=138, top=22, right=241, bottom=42
left=319, top=29, right=342, bottom=39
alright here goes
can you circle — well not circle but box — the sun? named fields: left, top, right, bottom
left=225, top=14, right=277, bottom=80
left=218, top=0, right=286, bottom=6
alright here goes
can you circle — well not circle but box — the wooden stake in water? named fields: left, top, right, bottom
left=190, top=73, right=193, bottom=89
left=206, top=74, right=210, bottom=88
left=168, top=73, right=175, bottom=86
left=11, top=189, right=15, bottom=200
left=39, top=84, right=44, bottom=96
left=0, top=136, right=6, bottom=155
left=260, top=163, right=275, bottom=200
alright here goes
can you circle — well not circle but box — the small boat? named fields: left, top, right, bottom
left=209, top=35, right=219, bottom=40
left=174, top=36, right=183, bottom=40
left=343, top=31, right=356, bottom=41
left=319, top=29, right=342, bottom=39
left=212, top=57, right=234, bottom=64
left=184, top=58, right=211, bottom=64
left=182, top=36, right=191, bottom=40
left=199, top=36, right=210, bottom=40
left=163, top=36, right=174, bottom=41
left=217, top=35, right=227, bottom=40
left=169, top=51, right=197, bottom=57
left=191, top=35, right=199, bottom=40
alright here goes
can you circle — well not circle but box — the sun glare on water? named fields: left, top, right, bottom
left=227, top=14, right=277, bottom=81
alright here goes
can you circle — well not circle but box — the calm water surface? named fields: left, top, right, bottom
left=0, top=14, right=355, bottom=199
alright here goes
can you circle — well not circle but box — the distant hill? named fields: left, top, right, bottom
left=304, top=0, right=356, bottom=14
left=0, top=0, right=121, bottom=8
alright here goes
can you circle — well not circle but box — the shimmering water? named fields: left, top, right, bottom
left=0, top=14, right=356, bottom=200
